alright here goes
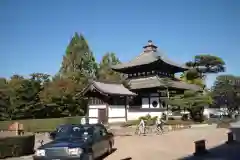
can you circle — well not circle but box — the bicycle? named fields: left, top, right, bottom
left=153, top=125, right=165, bottom=135
left=134, top=126, right=140, bottom=135
left=134, top=125, right=152, bottom=135
left=145, top=126, right=153, bottom=134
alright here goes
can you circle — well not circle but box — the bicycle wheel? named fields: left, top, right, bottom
left=156, top=127, right=163, bottom=135
left=148, top=126, right=153, bottom=134
left=145, top=126, right=151, bottom=134
left=156, top=127, right=160, bottom=135
left=135, top=127, right=139, bottom=135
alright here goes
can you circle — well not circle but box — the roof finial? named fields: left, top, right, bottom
left=143, top=40, right=157, bottom=52
left=148, top=40, right=153, bottom=45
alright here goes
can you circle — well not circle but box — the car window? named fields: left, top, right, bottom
left=97, top=125, right=107, bottom=136
left=55, top=125, right=93, bottom=139
left=93, top=125, right=107, bottom=139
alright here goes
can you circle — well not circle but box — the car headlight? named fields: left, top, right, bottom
left=68, top=148, right=82, bottom=156
left=35, top=149, right=45, bottom=156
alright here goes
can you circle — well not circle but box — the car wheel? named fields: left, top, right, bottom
left=86, top=152, right=94, bottom=160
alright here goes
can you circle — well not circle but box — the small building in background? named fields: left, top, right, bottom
left=82, top=40, right=201, bottom=124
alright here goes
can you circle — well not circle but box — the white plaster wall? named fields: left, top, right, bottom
left=89, top=108, right=98, bottom=118
left=89, top=104, right=127, bottom=124
left=141, top=98, right=149, bottom=108
left=141, top=93, right=162, bottom=109
left=89, top=105, right=106, bottom=109
left=108, top=105, right=126, bottom=123
left=127, top=109, right=163, bottom=121
left=89, top=118, right=98, bottom=124
left=108, top=118, right=126, bottom=123
left=88, top=105, right=106, bottom=124
left=108, top=105, right=125, bottom=117
left=203, top=108, right=215, bottom=119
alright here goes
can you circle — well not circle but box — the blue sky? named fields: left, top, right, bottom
left=0, top=0, right=239, bottom=87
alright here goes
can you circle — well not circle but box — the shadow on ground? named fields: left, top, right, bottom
left=179, top=141, right=240, bottom=160
left=98, top=148, right=116, bottom=160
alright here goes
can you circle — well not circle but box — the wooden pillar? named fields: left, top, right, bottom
left=193, top=140, right=208, bottom=156
left=86, top=97, right=90, bottom=124
left=166, top=87, right=169, bottom=121
left=125, top=96, right=128, bottom=122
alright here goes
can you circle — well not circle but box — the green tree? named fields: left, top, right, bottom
left=59, top=33, right=98, bottom=79
left=55, top=33, right=96, bottom=117
left=180, top=72, right=205, bottom=88
left=164, top=90, right=212, bottom=122
left=0, top=78, right=11, bottom=120
left=185, top=54, right=225, bottom=80
left=211, top=75, right=240, bottom=111
left=39, top=78, right=85, bottom=117
left=97, top=52, right=122, bottom=82
left=7, top=75, right=43, bottom=119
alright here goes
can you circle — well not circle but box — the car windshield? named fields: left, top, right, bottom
left=55, top=125, right=93, bottom=139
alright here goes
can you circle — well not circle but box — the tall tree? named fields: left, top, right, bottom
left=39, top=78, right=85, bottom=117
left=0, top=78, right=11, bottom=120
left=59, top=33, right=98, bottom=79
left=7, top=75, right=43, bottom=119
left=211, top=75, right=240, bottom=111
left=97, top=52, right=122, bottom=82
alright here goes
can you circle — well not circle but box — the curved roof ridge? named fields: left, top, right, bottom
left=111, top=42, right=188, bottom=71
left=92, top=81, right=136, bottom=96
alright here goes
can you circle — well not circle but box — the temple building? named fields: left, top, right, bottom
left=82, top=40, right=201, bottom=124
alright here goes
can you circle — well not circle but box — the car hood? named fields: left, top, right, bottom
left=39, top=137, right=89, bottom=149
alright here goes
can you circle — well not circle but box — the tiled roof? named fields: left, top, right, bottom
left=129, top=76, right=202, bottom=91
left=111, top=41, right=188, bottom=71
left=83, top=81, right=136, bottom=96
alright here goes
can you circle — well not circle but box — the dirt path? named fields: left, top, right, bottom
left=6, top=126, right=229, bottom=160
left=105, top=127, right=229, bottom=160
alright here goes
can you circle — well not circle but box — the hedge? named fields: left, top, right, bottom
left=0, top=134, right=35, bottom=158
left=0, top=116, right=82, bottom=132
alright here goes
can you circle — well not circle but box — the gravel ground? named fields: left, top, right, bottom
left=5, top=126, right=231, bottom=160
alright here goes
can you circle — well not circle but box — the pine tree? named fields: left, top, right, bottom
left=59, top=33, right=98, bottom=79
left=97, top=52, right=122, bottom=82
left=0, top=78, right=10, bottom=120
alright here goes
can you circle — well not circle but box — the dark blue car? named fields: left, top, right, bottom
left=33, top=124, right=114, bottom=160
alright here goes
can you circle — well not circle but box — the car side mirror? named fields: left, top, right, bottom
left=49, top=131, right=56, bottom=140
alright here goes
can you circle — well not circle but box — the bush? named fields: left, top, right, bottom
left=0, top=134, right=35, bottom=158
left=0, top=116, right=82, bottom=132
left=120, top=114, right=158, bottom=127
left=120, top=120, right=139, bottom=127
left=138, top=114, right=157, bottom=126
